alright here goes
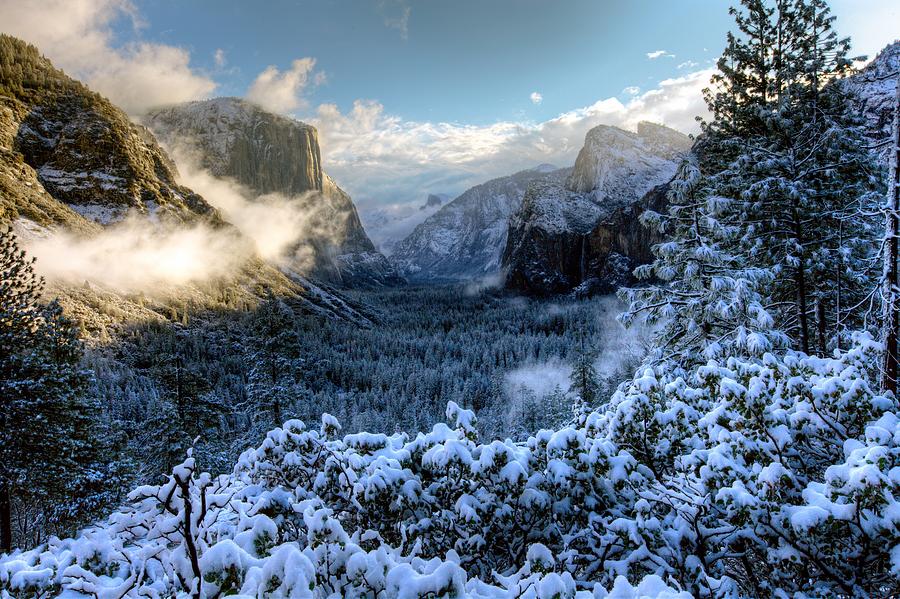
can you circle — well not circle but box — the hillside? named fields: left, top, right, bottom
left=502, top=122, right=692, bottom=295
left=146, top=98, right=403, bottom=288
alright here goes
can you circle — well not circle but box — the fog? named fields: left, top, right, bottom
left=19, top=217, right=247, bottom=292
left=17, top=148, right=359, bottom=294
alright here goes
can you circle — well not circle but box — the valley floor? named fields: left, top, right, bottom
left=87, top=284, right=642, bottom=484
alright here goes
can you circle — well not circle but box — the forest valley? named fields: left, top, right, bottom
left=2, top=0, right=900, bottom=597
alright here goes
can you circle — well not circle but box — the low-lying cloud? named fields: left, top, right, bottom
left=18, top=217, right=246, bottom=293
left=15, top=149, right=359, bottom=294
left=169, top=147, right=353, bottom=275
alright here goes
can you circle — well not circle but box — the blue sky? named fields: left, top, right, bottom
left=1, top=0, right=896, bottom=216
left=127, top=0, right=734, bottom=125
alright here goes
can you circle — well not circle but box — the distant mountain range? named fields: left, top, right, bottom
left=3, top=32, right=894, bottom=303
left=390, top=166, right=570, bottom=282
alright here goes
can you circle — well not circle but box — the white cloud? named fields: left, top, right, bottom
left=646, top=49, right=675, bottom=59
left=246, top=57, right=319, bottom=114
left=0, top=0, right=216, bottom=115
left=530, top=91, right=543, bottom=105
left=677, top=60, right=699, bottom=70
left=622, top=86, right=641, bottom=95
left=214, top=48, right=226, bottom=68
left=312, top=69, right=712, bottom=213
left=379, top=0, right=411, bottom=40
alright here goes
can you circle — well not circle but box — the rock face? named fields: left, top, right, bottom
left=845, top=41, right=899, bottom=167
left=0, top=35, right=375, bottom=326
left=391, top=166, right=569, bottom=281
left=421, top=193, right=447, bottom=210
left=502, top=122, right=692, bottom=295
left=146, top=97, right=402, bottom=288
left=0, top=34, right=216, bottom=229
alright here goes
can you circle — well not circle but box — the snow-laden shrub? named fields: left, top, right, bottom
left=1, top=336, right=898, bottom=597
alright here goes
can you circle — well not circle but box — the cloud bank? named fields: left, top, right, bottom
left=313, top=69, right=712, bottom=212
left=19, top=217, right=247, bottom=293
left=0, top=0, right=216, bottom=115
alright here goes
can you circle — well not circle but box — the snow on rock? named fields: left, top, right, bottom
left=845, top=41, right=899, bottom=167
left=502, top=122, right=691, bottom=295
left=390, top=166, right=570, bottom=282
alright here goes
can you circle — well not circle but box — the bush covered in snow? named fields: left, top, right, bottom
left=2, top=335, right=899, bottom=598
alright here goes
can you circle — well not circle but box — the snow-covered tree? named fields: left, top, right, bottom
left=4, top=335, right=900, bottom=597
left=242, top=292, right=307, bottom=439
left=621, top=160, right=785, bottom=365
left=701, top=0, right=882, bottom=354
left=0, top=228, right=122, bottom=550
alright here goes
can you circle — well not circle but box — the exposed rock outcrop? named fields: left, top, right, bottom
left=146, top=97, right=402, bottom=288
left=845, top=41, right=899, bottom=167
left=0, top=35, right=374, bottom=327
left=0, top=34, right=215, bottom=229
left=502, top=122, right=691, bottom=295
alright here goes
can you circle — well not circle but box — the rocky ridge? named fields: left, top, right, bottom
left=501, top=122, right=692, bottom=295
left=390, top=166, right=569, bottom=282
left=0, top=35, right=373, bottom=330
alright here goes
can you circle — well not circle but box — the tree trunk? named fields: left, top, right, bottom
left=882, top=73, right=900, bottom=394
left=0, top=482, right=11, bottom=553
left=792, top=204, right=810, bottom=354
left=816, top=297, right=827, bottom=356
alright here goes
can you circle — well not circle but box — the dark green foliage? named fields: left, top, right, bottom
left=629, top=0, right=884, bottom=359
left=0, top=228, right=125, bottom=550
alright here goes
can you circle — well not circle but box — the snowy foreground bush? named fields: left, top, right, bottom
left=2, top=334, right=900, bottom=598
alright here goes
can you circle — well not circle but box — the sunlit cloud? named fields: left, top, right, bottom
left=246, top=57, right=321, bottom=114
left=0, top=0, right=216, bottom=115
left=646, top=49, right=675, bottom=59
left=312, top=69, right=712, bottom=211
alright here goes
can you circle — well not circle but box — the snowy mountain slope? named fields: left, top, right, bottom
left=0, top=36, right=217, bottom=231
left=0, top=36, right=375, bottom=328
left=845, top=40, right=899, bottom=166
left=502, top=122, right=691, bottom=295
left=146, top=98, right=403, bottom=288
left=390, top=166, right=569, bottom=281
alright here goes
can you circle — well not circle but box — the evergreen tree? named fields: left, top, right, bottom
left=625, top=0, right=881, bottom=361
left=242, top=293, right=305, bottom=438
left=141, top=354, right=227, bottom=479
left=702, top=0, right=880, bottom=353
left=0, top=228, right=120, bottom=550
left=621, top=160, right=785, bottom=364
left=569, top=338, right=601, bottom=409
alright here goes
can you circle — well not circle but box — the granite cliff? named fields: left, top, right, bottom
left=501, top=122, right=692, bottom=295
left=146, top=98, right=402, bottom=288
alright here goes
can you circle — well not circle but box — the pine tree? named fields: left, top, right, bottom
left=643, top=0, right=883, bottom=357
left=0, top=228, right=121, bottom=550
left=242, top=293, right=305, bottom=438
left=569, top=338, right=601, bottom=409
left=621, top=160, right=786, bottom=365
